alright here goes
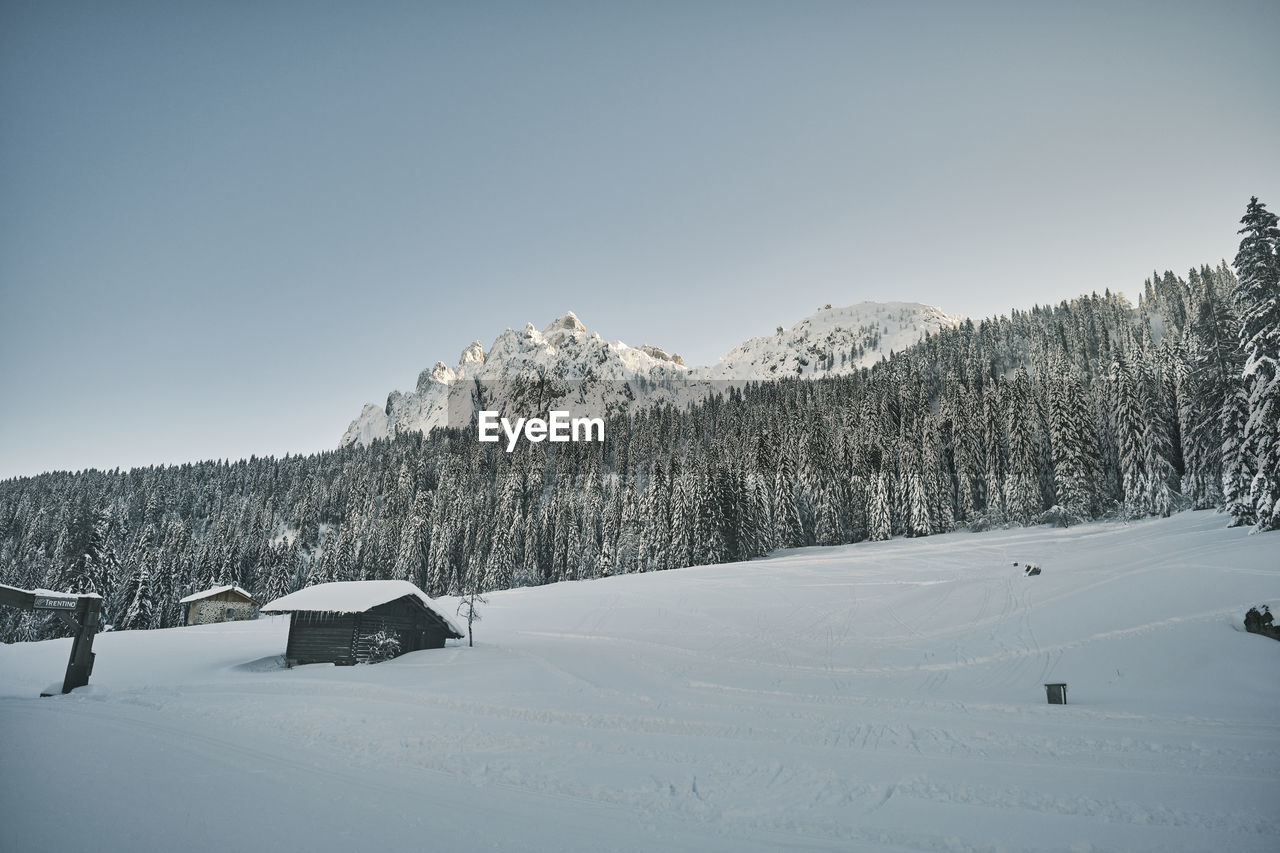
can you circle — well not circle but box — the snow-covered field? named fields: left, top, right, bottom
left=2, top=512, right=1277, bottom=852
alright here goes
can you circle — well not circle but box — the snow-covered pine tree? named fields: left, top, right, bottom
left=772, top=453, right=803, bottom=548
left=1003, top=369, right=1041, bottom=524
left=261, top=550, right=292, bottom=607
left=905, top=468, right=932, bottom=537
left=617, top=483, right=641, bottom=573
left=1045, top=352, right=1098, bottom=523
left=981, top=386, right=1007, bottom=523
left=566, top=507, right=585, bottom=580
left=579, top=469, right=604, bottom=578
left=868, top=470, right=892, bottom=542
left=1137, top=354, right=1178, bottom=518
left=641, top=463, right=669, bottom=571
left=114, top=521, right=156, bottom=629
left=484, top=519, right=514, bottom=591
left=485, top=470, right=522, bottom=589
left=117, top=561, right=153, bottom=631
left=922, top=417, right=954, bottom=534
left=516, top=506, right=541, bottom=587
left=693, top=461, right=727, bottom=565
left=335, top=524, right=360, bottom=583
left=51, top=488, right=103, bottom=597
left=813, top=480, right=844, bottom=545
left=88, top=505, right=126, bottom=624
left=716, top=463, right=747, bottom=560
left=1180, top=265, right=1239, bottom=508
left=1233, top=196, right=1280, bottom=531
left=946, top=391, right=981, bottom=524
left=744, top=469, right=774, bottom=557
left=1112, top=354, right=1149, bottom=517
left=667, top=467, right=694, bottom=569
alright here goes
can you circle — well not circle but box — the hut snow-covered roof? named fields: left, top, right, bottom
left=179, top=585, right=259, bottom=606
left=262, top=580, right=463, bottom=636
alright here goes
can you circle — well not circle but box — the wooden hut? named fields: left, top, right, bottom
left=261, top=580, right=463, bottom=666
left=179, top=585, right=261, bottom=626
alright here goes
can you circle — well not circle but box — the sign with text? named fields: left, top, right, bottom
left=33, top=595, right=78, bottom=611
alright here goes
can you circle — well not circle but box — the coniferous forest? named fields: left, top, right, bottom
left=1, top=199, right=1277, bottom=643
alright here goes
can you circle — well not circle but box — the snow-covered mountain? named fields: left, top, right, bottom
left=342, top=301, right=961, bottom=446
left=342, top=311, right=690, bottom=446
left=693, top=301, right=964, bottom=380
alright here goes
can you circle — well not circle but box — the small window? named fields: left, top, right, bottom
left=226, top=607, right=235, bottom=619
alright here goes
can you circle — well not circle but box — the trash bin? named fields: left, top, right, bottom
left=1044, top=682, right=1068, bottom=704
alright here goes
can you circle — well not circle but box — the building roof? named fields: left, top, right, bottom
left=179, top=585, right=260, bottom=606
left=261, top=580, right=463, bottom=636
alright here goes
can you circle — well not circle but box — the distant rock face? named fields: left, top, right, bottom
left=415, top=362, right=455, bottom=395
left=544, top=311, right=587, bottom=335
left=340, top=301, right=961, bottom=447
left=340, top=310, right=691, bottom=446
left=639, top=344, right=684, bottom=365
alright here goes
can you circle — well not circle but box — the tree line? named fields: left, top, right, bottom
left=1, top=198, right=1276, bottom=642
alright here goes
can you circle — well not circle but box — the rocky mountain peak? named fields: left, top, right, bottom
left=340, top=301, right=960, bottom=447
left=543, top=311, right=587, bottom=335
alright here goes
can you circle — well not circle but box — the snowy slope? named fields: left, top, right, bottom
left=3, top=512, right=1277, bottom=853
left=341, top=302, right=960, bottom=446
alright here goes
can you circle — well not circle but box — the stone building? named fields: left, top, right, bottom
left=180, top=585, right=261, bottom=626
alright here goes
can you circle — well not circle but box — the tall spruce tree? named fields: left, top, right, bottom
left=1112, top=354, right=1150, bottom=517
left=1003, top=369, right=1041, bottom=524
left=1046, top=354, right=1099, bottom=522
left=868, top=470, right=892, bottom=541
left=1182, top=268, right=1239, bottom=507
left=1233, top=196, right=1280, bottom=530
left=117, top=561, right=154, bottom=631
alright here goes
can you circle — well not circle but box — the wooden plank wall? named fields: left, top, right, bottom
left=352, top=599, right=450, bottom=662
left=283, top=597, right=455, bottom=666
left=286, top=612, right=359, bottom=665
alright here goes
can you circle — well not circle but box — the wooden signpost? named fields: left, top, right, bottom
left=0, top=583, right=103, bottom=695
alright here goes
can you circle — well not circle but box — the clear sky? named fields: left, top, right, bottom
left=2, top=1, right=1277, bottom=479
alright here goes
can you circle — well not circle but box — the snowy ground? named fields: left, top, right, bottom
left=2, top=511, right=1277, bottom=852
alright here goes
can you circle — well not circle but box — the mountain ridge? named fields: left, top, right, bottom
left=342, top=301, right=963, bottom=446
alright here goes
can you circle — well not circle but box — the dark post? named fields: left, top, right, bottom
left=1044, top=682, right=1068, bottom=704
left=1, top=584, right=102, bottom=695
left=61, top=596, right=102, bottom=694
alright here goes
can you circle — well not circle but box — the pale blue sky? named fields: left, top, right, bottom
left=2, top=1, right=1277, bottom=478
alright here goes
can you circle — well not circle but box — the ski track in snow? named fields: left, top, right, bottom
left=2, top=512, right=1278, bottom=852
